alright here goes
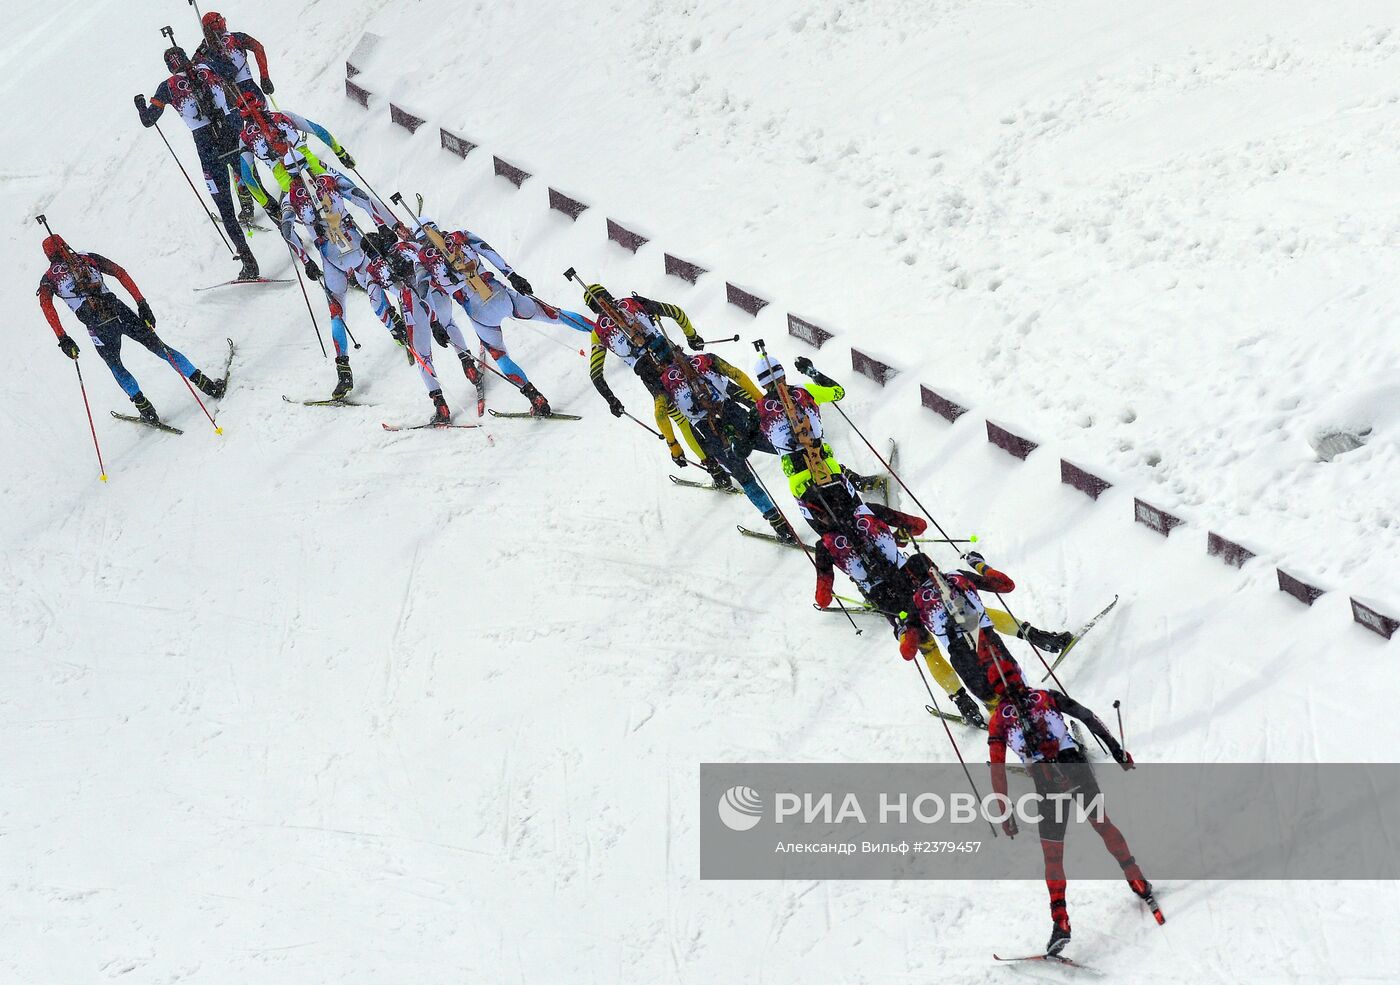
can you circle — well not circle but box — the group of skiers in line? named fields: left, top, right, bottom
left=33, top=9, right=1161, bottom=958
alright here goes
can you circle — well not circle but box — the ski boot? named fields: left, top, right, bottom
left=1125, top=864, right=1165, bottom=923
left=428, top=389, right=451, bottom=426
left=235, top=244, right=260, bottom=281
left=1046, top=907, right=1071, bottom=957
left=459, top=351, right=482, bottom=385
left=520, top=382, right=551, bottom=417
left=1023, top=624, right=1073, bottom=653
left=950, top=688, right=986, bottom=729
left=330, top=356, right=354, bottom=400
left=762, top=507, right=798, bottom=544
left=132, top=393, right=161, bottom=424
left=845, top=469, right=885, bottom=493
left=236, top=184, right=256, bottom=226
left=190, top=370, right=226, bottom=399
left=703, top=457, right=734, bottom=491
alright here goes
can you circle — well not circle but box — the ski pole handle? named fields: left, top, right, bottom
left=698, top=334, right=740, bottom=346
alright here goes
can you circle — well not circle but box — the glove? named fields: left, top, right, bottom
left=432, top=322, right=450, bottom=348
left=670, top=446, right=687, bottom=468
left=898, top=627, right=918, bottom=660
left=605, top=395, right=625, bottom=418
left=136, top=299, right=155, bottom=326
left=1002, top=816, right=1018, bottom=839
left=687, top=334, right=705, bottom=351
left=389, top=311, right=408, bottom=347
left=816, top=573, right=835, bottom=610
left=337, top=148, right=355, bottom=168
left=263, top=201, right=283, bottom=224
left=963, top=550, right=986, bottom=569
left=1112, top=746, right=1136, bottom=771
left=303, top=258, right=321, bottom=281
left=793, top=355, right=815, bottom=375
left=507, top=272, right=533, bottom=295
left=260, top=76, right=275, bottom=95
left=58, top=335, right=80, bottom=360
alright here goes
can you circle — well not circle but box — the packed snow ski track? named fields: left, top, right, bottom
left=2, top=2, right=1396, bottom=984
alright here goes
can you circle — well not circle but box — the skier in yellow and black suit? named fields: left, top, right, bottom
left=584, top=286, right=724, bottom=480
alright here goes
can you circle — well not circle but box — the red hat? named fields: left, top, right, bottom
left=41, top=234, right=69, bottom=261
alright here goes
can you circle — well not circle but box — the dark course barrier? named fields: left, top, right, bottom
left=1061, top=459, right=1111, bottom=499
left=1134, top=498, right=1184, bottom=537
left=606, top=219, right=649, bottom=253
left=1277, top=569, right=1325, bottom=606
left=492, top=156, right=531, bottom=188
left=1207, top=532, right=1256, bottom=569
left=850, top=348, right=898, bottom=387
left=389, top=103, right=426, bottom=134
left=787, top=314, right=834, bottom=349
left=985, top=420, right=1038, bottom=460
left=664, top=254, right=707, bottom=284
left=726, top=283, right=769, bottom=316
left=346, top=79, right=371, bottom=107
left=548, top=188, right=588, bottom=220
left=1351, top=599, right=1399, bottom=639
left=440, top=128, right=476, bottom=159
left=920, top=385, right=969, bottom=423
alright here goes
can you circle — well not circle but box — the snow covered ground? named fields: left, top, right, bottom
left=2, top=1, right=1397, bottom=983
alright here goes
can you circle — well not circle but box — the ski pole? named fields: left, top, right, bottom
left=696, top=334, right=740, bottom=346
left=912, top=659, right=998, bottom=839
left=621, top=411, right=704, bottom=466
left=163, top=350, right=223, bottom=435
left=71, top=361, right=108, bottom=482
left=362, top=173, right=410, bottom=226
left=282, top=239, right=328, bottom=358
left=1113, top=700, right=1125, bottom=746
left=146, top=120, right=237, bottom=258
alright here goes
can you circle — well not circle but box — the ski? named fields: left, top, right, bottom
left=813, top=603, right=882, bottom=616
left=194, top=277, right=293, bottom=293
left=993, top=954, right=1100, bottom=974
left=381, top=421, right=482, bottom=432
left=670, top=475, right=742, bottom=495
left=1041, top=595, right=1120, bottom=681
left=216, top=337, right=235, bottom=391
left=111, top=411, right=183, bottom=434
left=868, top=438, right=896, bottom=507
left=487, top=409, right=581, bottom=421
left=282, top=395, right=373, bottom=408
left=926, top=704, right=988, bottom=731
left=736, top=525, right=813, bottom=550
left=476, top=341, right=487, bottom=417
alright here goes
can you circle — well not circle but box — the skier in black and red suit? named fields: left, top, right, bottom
left=134, top=46, right=260, bottom=281
left=986, top=668, right=1160, bottom=958
left=37, top=235, right=226, bottom=425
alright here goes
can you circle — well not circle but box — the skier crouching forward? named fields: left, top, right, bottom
left=37, top=235, right=225, bottom=425
left=986, top=670, right=1160, bottom=958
